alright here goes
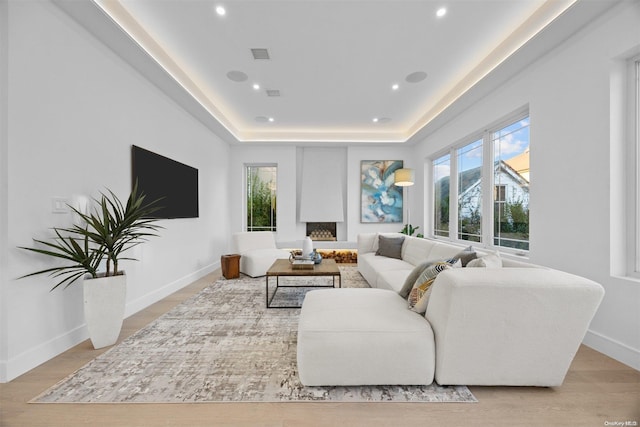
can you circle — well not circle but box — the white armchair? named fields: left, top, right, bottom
left=231, top=232, right=290, bottom=277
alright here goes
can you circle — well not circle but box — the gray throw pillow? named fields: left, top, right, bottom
left=375, top=235, right=404, bottom=260
left=453, top=246, right=477, bottom=267
left=399, top=260, right=434, bottom=298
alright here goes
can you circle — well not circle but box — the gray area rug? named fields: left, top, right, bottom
left=32, top=266, right=476, bottom=403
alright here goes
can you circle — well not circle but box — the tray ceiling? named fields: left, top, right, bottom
left=90, top=0, right=577, bottom=143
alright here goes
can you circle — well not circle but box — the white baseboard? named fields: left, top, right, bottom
left=2, top=325, right=88, bottom=382
left=583, top=329, right=640, bottom=371
left=124, top=262, right=218, bottom=318
left=0, top=262, right=219, bottom=383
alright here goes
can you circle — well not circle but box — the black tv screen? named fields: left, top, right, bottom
left=131, top=145, right=199, bottom=219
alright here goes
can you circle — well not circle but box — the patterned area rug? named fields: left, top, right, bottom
left=32, top=266, right=476, bottom=403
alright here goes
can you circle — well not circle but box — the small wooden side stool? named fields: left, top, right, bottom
left=221, top=254, right=241, bottom=279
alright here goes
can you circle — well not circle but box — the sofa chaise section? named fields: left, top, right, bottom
left=297, top=288, right=435, bottom=386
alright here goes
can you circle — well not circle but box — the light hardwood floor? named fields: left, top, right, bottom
left=1, top=269, right=638, bottom=427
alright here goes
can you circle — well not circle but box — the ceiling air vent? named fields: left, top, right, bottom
left=266, top=89, right=281, bottom=97
left=251, top=48, right=270, bottom=60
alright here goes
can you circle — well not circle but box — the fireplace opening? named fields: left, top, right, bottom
left=306, top=222, right=337, bottom=241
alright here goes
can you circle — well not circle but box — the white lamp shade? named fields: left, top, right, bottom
left=394, top=168, right=415, bottom=187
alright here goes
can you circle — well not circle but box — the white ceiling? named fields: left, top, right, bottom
left=91, top=0, right=577, bottom=143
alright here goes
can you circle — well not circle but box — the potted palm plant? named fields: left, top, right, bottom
left=19, top=182, right=162, bottom=349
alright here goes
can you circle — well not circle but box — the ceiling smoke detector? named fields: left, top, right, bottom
left=251, top=48, right=270, bottom=60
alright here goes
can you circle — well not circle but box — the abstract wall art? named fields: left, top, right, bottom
left=360, top=160, right=403, bottom=223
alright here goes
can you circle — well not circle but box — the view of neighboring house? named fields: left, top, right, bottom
left=434, top=156, right=530, bottom=250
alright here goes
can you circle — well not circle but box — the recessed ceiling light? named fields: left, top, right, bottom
left=372, top=118, right=379, bottom=123
left=215, top=5, right=226, bottom=16
left=392, top=83, right=399, bottom=91
left=268, top=117, right=275, bottom=122
left=436, top=7, right=447, bottom=18
left=253, top=83, right=260, bottom=90
left=226, top=70, right=248, bottom=82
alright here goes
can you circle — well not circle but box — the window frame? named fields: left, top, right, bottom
left=491, top=114, right=530, bottom=251
left=628, top=55, right=640, bottom=277
left=245, top=163, right=278, bottom=233
left=432, top=153, right=451, bottom=238
left=429, top=108, right=530, bottom=255
left=456, top=139, right=484, bottom=243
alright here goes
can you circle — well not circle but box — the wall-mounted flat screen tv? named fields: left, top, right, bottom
left=131, top=145, right=199, bottom=219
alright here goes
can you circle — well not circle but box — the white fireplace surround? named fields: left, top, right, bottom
left=298, top=148, right=345, bottom=223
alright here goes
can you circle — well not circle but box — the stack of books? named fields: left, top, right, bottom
left=291, top=255, right=315, bottom=270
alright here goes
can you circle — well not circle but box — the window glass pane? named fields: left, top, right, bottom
left=457, top=140, right=483, bottom=242
left=246, top=165, right=277, bottom=232
left=493, top=116, right=530, bottom=250
left=433, top=154, right=450, bottom=237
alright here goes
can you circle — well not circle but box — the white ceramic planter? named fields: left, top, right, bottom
left=83, top=272, right=127, bottom=349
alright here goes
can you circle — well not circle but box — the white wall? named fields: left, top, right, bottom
left=0, top=1, right=230, bottom=381
left=413, top=1, right=640, bottom=370
left=230, top=144, right=414, bottom=245
left=229, top=145, right=298, bottom=243
left=0, top=0, right=9, bottom=383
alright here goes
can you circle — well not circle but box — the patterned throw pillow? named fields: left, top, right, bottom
left=408, top=262, right=452, bottom=314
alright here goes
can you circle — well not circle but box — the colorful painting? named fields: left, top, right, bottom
left=361, top=160, right=403, bottom=223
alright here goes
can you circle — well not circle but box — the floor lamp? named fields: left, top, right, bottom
left=394, top=168, right=415, bottom=230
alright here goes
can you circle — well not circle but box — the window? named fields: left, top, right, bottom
left=246, top=165, right=277, bottom=232
left=612, top=51, right=639, bottom=278
left=431, top=111, right=530, bottom=252
left=433, top=154, right=450, bottom=237
left=492, top=117, right=530, bottom=250
left=631, top=55, right=640, bottom=274
left=457, top=140, right=483, bottom=242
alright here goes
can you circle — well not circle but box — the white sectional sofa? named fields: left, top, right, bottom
left=297, top=232, right=605, bottom=387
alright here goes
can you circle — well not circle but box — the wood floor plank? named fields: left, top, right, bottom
left=1, top=269, right=638, bottom=427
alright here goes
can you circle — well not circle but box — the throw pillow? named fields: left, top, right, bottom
left=467, top=252, right=502, bottom=268
left=399, top=258, right=461, bottom=298
left=375, top=235, right=405, bottom=259
left=399, top=260, right=434, bottom=298
left=408, top=262, right=451, bottom=314
left=452, top=246, right=477, bottom=267
left=371, top=232, right=402, bottom=252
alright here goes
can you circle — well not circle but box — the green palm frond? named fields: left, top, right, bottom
left=19, top=181, right=163, bottom=289
left=18, top=229, right=104, bottom=290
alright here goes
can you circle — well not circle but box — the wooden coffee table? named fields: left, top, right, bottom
left=265, top=258, right=342, bottom=308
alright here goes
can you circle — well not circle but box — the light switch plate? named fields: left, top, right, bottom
left=52, top=197, right=68, bottom=214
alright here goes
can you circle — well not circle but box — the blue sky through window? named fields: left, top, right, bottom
left=494, top=117, right=530, bottom=163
